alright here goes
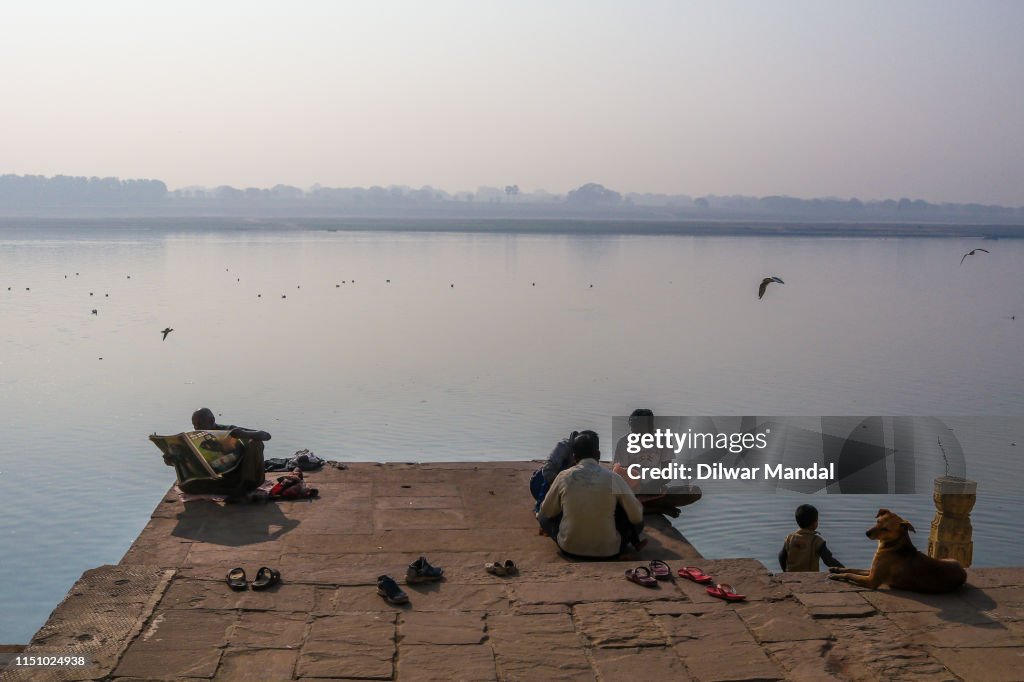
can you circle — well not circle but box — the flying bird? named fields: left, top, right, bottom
left=161, top=327, right=174, bottom=341
left=758, top=276, right=784, bottom=300
left=960, top=248, right=989, bottom=265
left=91, top=309, right=97, bottom=315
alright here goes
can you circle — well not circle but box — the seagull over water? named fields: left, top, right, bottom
left=758, top=276, right=784, bottom=300
left=161, top=327, right=174, bottom=341
left=960, top=248, right=990, bottom=265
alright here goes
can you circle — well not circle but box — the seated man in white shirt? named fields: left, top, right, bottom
left=538, top=430, right=646, bottom=559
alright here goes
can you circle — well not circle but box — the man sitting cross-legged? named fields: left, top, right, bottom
left=613, top=408, right=702, bottom=518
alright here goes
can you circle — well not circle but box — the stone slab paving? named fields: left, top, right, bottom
left=9, top=462, right=1024, bottom=681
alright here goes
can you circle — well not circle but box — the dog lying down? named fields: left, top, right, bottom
left=828, top=508, right=967, bottom=594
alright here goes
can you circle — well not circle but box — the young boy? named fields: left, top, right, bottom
left=778, top=504, right=844, bottom=572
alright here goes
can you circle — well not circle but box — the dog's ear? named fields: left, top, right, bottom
left=901, top=521, right=916, bottom=533
left=876, top=508, right=891, bottom=518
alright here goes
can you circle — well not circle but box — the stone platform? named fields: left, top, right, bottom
left=7, top=462, right=1024, bottom=681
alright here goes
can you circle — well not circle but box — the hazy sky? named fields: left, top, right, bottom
left=2, top=1, right=1022, bottom=204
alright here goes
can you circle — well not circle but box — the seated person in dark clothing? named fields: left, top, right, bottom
left=613, top=408, right=701, bottom=517
left=191, top=407, right=271, bottom=442
left=161, top=407, right=271, bottom=496
left=530, top=430, right=581, bottom=513
left=538, top=431, right=646, bottom=559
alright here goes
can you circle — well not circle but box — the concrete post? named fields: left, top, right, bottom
left=928, top=476, right=977, bottom=567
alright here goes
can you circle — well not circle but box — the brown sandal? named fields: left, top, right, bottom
left=625, top=566, right=658, bottom=588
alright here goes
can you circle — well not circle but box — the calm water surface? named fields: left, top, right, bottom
left=1, top=226, right=1022, bottom=642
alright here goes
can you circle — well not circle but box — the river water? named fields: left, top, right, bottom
left=1, top=225, right=1021, bottom=642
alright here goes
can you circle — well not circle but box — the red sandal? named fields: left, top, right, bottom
left=706, top=583, right=746, bottom=601
left=677, top=566, right=714, bottom=584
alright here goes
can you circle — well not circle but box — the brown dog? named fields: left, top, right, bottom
left=828, top=509, right=966, bottom=593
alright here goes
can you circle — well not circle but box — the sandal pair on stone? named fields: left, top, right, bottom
left=226, top=567, right=281, bottom=591
left=485, top=560, right=518, bottom=576
left=624, top=560, right=672, bottom=587
left=677, top=566, right=746, bottom=601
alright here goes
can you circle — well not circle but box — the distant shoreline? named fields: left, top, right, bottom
left=1, top=216, right=1022, bottom=238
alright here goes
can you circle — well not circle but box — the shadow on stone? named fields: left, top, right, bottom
left=170, top=501, right=301, bottom=547
left=880, top=585, right=1000, bottom=625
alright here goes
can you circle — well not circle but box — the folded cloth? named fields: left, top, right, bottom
left=289, top=450, right=324, bottom=470
left=264, top=458, right=295, bottom=472
left=269, top=470, right=319, bottom=500
left=264, top=450, right=326, bottom=472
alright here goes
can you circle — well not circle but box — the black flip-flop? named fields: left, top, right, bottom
left=226, top=567, right=248, bottom=591
left=251, top=566, right=281, bottom=591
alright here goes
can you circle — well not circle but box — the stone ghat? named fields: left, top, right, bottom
left=7, top=462, right=1024, bottom=681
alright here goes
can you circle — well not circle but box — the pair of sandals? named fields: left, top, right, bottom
left=624, top=559, right=673, bottom=588
left=226, top=566, right=280, bottom=591
left=485, top=560, right=518, bottom=576
left=678, top=565, right=745, bottom=601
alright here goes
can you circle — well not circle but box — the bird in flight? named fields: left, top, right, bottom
left=758, top=276, right=784, bottom=300
left=161, top=327, right=174, bottom=341
left=91, top=309, right=97, bottom=315
left=960, top=248, right=989, bottom=265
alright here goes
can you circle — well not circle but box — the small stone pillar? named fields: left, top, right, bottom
left=928, top=476, right=976, bottom=567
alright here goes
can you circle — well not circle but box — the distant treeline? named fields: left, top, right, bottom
left=0, top=174, right=167, bottom=207
left=2, top=174, right=1023, bottom=225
